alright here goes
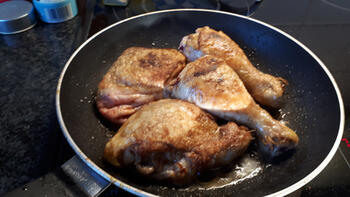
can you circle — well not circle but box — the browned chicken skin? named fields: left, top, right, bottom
left=104, top=99, right=252, bottom=185
left=179, top=26, right=287, bottom=108
left=96, top=47, right=186, bottom=124
left=166, top=56, right=298, bottom=157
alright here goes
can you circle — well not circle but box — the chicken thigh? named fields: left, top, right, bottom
left=96, top=47, right=186, bottom=124
left=166, top=55, right=298, bottom=157
left=104, top=99, right=252, bottom=185
left=179, top=26, right=287, bottom=108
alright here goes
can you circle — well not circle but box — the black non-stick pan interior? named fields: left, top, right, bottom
left=58, top=10, right=343, bottom=196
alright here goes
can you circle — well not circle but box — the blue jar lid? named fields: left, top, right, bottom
left=0, top=1, right=37, bottom=34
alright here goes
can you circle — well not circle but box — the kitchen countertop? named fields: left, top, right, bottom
left=1, top=0, right=350, bottom=196
left=0, top=3, right=87, bottom=195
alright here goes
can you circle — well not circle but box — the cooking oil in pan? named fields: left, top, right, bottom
left=183, top=152, right=268, bottom=191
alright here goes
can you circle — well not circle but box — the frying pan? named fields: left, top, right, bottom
left=56, top=9, right=344, bottom=196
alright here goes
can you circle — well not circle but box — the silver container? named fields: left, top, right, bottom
left=0, top=1, right=37, bottom=34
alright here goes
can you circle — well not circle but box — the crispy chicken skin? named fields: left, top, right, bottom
left=104, top=99, right=252, bottom=185
left=96, top=47, right=186, bottom=124
left=166, top=56, right=298, bottom=157
left=179, top=26, right=287, bottom=108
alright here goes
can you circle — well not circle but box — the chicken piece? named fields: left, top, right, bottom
left=166, top=56, right=298, bottom=157
left=96, top=47, right=186, bottom=124
left=179, top=26, right=287, bottom=108
left=104, top=99, right=252, bottom=185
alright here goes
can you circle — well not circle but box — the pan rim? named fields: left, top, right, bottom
left=56, top=8, right=345, bottom=197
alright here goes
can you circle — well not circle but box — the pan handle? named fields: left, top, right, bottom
left=61, top=155, right=111, bottom=196
left=3, top=156, right=111, bottom=197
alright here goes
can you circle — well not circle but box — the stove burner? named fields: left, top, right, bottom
left=127, top=0, right=263, bottom=16
left=322, top=0, right=350, bottom=12
left=153, top=0, right=220, bottom=10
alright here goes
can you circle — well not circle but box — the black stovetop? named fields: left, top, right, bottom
left=1, top=0, right=350, bottom=196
